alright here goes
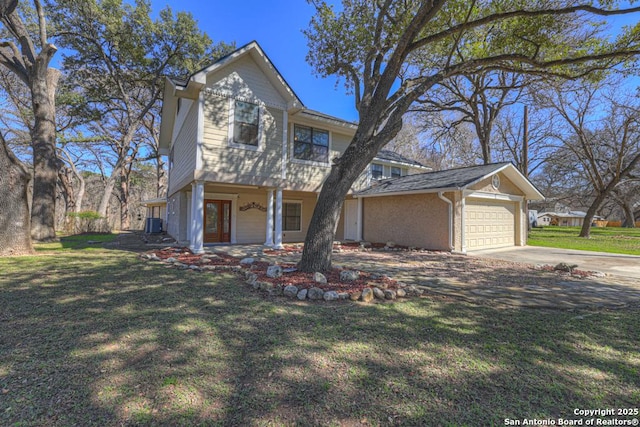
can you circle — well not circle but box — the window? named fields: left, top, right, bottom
left=283, top=202, right=302, bottom=231
left=371, top=163, right=383, bottom=179
left=391, top=166, right=402, bottom=178
left=233, top=100, right=259, bottom=146
left=293, top=124, right=329, bottom=163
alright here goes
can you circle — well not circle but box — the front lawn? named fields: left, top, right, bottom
left=528, top=226, right=640, bottom=255
left=1, top=239, right=638, bottom=426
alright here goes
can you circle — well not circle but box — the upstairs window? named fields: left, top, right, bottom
left=371, top=163, right=383, bottom=179
left=233, top=100, right=259, bottom=146
left=391, top=166, right=402, bottom=178
left=293, top=124, right=329, bottom=163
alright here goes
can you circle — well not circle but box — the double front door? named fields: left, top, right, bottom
left=204, top=200, right=231, bottom=243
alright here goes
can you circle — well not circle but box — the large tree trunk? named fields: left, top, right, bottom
left=29, top=68, right=60, bottom=241
left=578, top=191, right=609, bottom=238
left=0, top=133, right=33, bottom=256
left=298, top=123, right=402, bottom=271
left=119, top=167, right=130, bottom=230
left=621, top=202, right=636, bottom=228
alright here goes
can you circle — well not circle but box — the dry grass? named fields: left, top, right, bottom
left=0, top=237, right=638, bottom=426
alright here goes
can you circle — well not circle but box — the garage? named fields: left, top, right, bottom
left=465, top=199, right=516, bottom=250
left=355, top=162, right=544, bottom=253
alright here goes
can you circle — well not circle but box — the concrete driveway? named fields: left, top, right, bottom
left=469, top=246, right=640, bottom=280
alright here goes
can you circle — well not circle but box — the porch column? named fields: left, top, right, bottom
left=264, top=189, right=275, bottom=247
left=190, top=181, right=205, bottom=254
left=274, top=188, right=284, bottom=249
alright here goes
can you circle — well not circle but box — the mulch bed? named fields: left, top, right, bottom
left=147, top=246, right=401, bottom=294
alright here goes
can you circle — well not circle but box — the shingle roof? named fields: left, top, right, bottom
left=374, top=150, right=426, bottom=168
left=355, top=162, right=512, bottom=196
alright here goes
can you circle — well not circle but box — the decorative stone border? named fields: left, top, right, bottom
left=140, top=247, right=427, bottom=303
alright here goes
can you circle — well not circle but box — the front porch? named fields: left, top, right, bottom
left=166, top=182, right=362, bottom=254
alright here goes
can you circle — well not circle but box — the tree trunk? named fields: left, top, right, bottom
left=0, top=133, right=33, bottom=256
left=298, top=127, right=401, bottom=271
left=29, top=68, right=60, bottom=241
left=578, top=191, right=609, bottom=238
left=622, top=202, right=636, bottom=228
left=119, top=168, right=130, bottom=230
left=58, top=167, right=76, bottom=231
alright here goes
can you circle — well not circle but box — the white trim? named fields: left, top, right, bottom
left=196, top=92, right=204, bottom=170
left=227, top=98, right=265, bottom=152
left=265, top=189, right=274, bottom=247
left=464, top=190, right=524, bottom=202
left=357, top=187, right=460, bottom=198
left=289, top=122, right=331, bottom=167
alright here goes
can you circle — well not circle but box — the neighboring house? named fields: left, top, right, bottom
left=159, top=41, right=544, bottom=253
left=537, top=211, right=602, bottom=227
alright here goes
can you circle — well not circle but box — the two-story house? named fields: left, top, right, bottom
left=159, top=41, right=543, bottom=254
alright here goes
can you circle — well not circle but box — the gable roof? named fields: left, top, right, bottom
left=160, top=41, right=304, bottom=151
left=182, top=41, right=304, bottom=107
left=355, top=162, right=544, bottom=200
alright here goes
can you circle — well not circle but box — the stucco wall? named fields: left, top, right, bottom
left=362, top=193, right=450, bottom=250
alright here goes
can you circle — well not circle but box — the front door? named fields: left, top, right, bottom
left=204, top=200, right=231, bottom=243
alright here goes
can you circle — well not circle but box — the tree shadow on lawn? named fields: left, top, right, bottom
left=0, top=251, right=638, bottom=426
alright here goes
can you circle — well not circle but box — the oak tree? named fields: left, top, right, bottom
left=299, top=0, right=640, bottom=271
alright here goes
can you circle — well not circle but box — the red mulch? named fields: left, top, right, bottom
left=146, top=246, right=400, bottom=294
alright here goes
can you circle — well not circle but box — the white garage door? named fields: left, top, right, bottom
left=465, top=199, right=515, bottom=250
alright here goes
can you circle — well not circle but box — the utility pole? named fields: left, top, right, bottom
left=522, top=105, right=529, bottom=178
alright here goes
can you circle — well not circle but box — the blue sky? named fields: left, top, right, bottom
left=153, top=1, right=638, bottom=125
left=157, top=0, right=359, bottom=122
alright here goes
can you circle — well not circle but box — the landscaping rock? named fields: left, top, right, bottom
left=323, top=291, right=339, bottom=301
left=270, top=284, right=284, bottom=296
left=555, top=262, right=577, bottom=272
left=340, top=270, right=360, bottom=282
left=189, top=265, right=200, bottom=270
left=384, top=289, right=397, bottom=300
left=373, top=287, right=385, bottom=300
left=373, top=282, right=388, bottom=290
left=313, top=272, right=328, bottom=284
left=252, top=281, right=261, bottom=290
left=396, top=289, right=407, bottom=298
left=361, top=288, right=374, bottom=303
left=338, top=292, right=349, bottom=300
left=349, top=291, right=362, bottom=301
left=386, top=241, right=396, bottom=248
left=297, top=289, right=308, bottom=300
left=259, top=281, right=274, bottom=291
left=166, top=257, right=177, bottom=263
left=266, top=265, right=283, bottom=278
left=308, top=287, right=324, bottom=300
left=283, top=285, right=299, bottom=298
left=240, top=257, right=255, bottom=265
left=360, top=241, right=372, bottom=248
